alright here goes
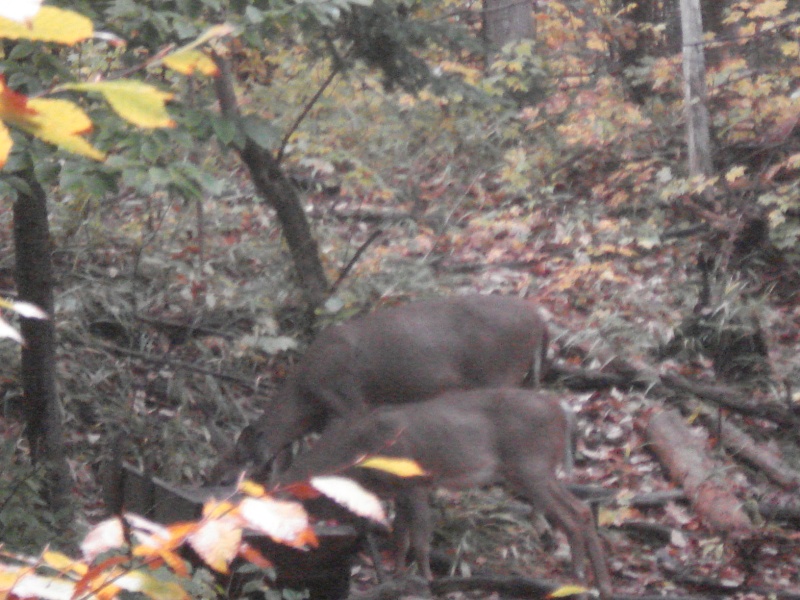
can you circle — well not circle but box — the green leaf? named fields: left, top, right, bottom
left=242, top=115, right=280, bottom=150
left=210, top=115, right=240, bottom=146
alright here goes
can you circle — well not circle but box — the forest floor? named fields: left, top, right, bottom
left=1, top=159, right=800, bottom=598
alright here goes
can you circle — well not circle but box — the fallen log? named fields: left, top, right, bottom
left=697, top=411, right=800, bottom=491
left=660, top=373, right=797, bottom=428
left=645, top=409, right=752, bottom=533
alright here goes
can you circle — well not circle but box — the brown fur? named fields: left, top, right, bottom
left=280, top=388, right=612, bottom=598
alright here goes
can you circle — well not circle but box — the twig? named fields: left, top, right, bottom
left=92, top=340, right=271, bottom=392
left=277, top=62, right=343, bottom=164
left=330, top=230, right=384, bottom=294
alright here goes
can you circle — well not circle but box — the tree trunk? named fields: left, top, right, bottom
left=212, top=55, right=329, bottom=311
left=680, top=0, right=713, bottom=176
left=483, top=0, right=534, bottom=50
left=13, top=166, right=72, bottom=516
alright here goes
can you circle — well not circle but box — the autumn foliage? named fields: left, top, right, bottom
left=0, top=475, right=385, bottom=600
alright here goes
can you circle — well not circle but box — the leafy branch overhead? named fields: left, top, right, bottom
left=0, top=7, right=234, bottom=166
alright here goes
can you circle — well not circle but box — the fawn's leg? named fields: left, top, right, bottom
left=509, top=458, right=612, bottom=599
left=394, top=487, right=434, bottom=579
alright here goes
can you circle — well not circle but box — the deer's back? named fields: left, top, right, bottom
left=295, top=296, right=546, bottom=408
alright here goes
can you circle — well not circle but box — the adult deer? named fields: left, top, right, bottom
left=279, top=388, right=613, bottom=599
left=210, top=295, right=548, bottom=483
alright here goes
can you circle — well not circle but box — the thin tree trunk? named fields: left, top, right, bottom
left=211, top=54, right=329, bottom=310
left=13, top=167, right=72, bottom=516
left=483, top=0, right=534, bottom=50
left=680, top=0, right=713, bottom=176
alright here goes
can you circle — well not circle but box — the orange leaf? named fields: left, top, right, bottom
left=0, top=77, right=36, bottom=123
left=163, top=521, right=201, bottom=549
left=237, top=542, right=274, bottom=569
left=202, top=498, right=238, bottom=520
left=281, top=481, right=323, bottom=500
left=156, top=548, right=189, bottom=577
left=75, top=558, right=127, bottom=600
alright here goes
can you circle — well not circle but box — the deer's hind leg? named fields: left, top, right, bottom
left=394, top=486, right=434, bottom=579
left=508, top=459, right=612, bottom=598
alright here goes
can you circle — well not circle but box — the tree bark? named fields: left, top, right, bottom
left=212, top=55, right=329, bottom=310
left=13, top=166, right=72, bottom=515
left=646, top=409, right=751, bottom=533
left=680, top=0, right=713, bottom=176
left=483, top=0, right=534, bottom=50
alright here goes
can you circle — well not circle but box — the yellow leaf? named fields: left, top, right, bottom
left=785, top=152, right=800, bottom=169
left=725, top=165, right=746, bottom=182
left=154, top=23, right=233, bottom=76
left=27, top=97, right=91, bottom=132
left=358, top=455, right=427, bottom=478
left=42, top=550, right=88, bottom=576
left=780, top=41, right=800, bottom=58
left=586, top=32, right=606, bottom=52
left=548, top=583, right=591, bottom=597
left=0, top=83, right=103, bottom=161
left=163, top=48, right=219, bottom=76
left=0, top=122, right=11, bottom=167
left=506, top=59, right=524, bottom=73
left=194, top=23, right=236, bottom=45
left=749, top=0, right=786, bottom=18
left=59, top=81, right=175, bottom=129
left=23, top=98, right=105, bottom=160
left=0, top=6, right=92, bottom=44
left=238, top=479, right=267, bottom=497
left=202, top=498, right=238, bottom=520
left=115, top=570, right=189, bottom=600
